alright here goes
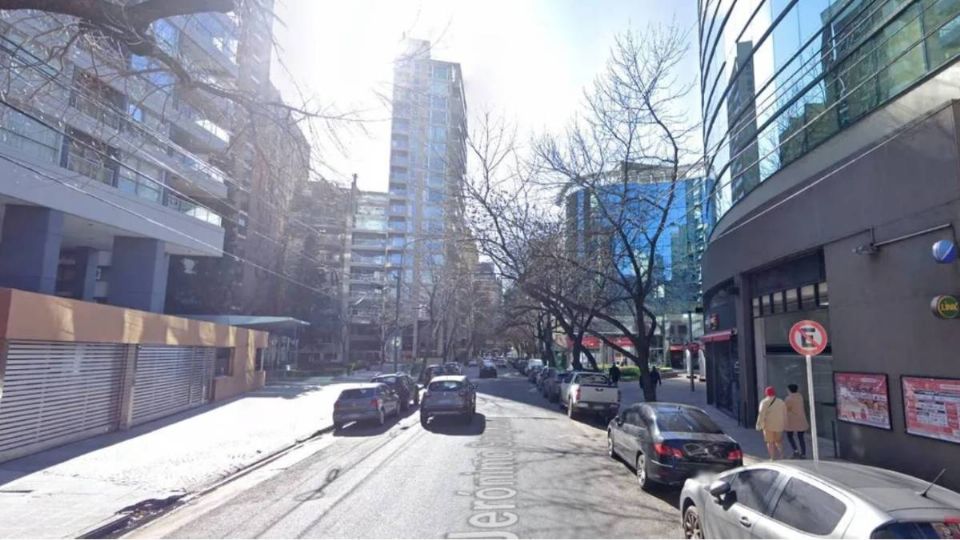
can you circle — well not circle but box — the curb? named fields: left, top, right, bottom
left=78, top=424, right=335, bottom=539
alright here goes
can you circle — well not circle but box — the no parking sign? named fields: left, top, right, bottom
left=788, top=320, right=828, bottom=462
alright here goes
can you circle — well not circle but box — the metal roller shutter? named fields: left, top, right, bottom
left=130, top=346, right=214, bottom=426
left=0, top=341, right=125, bottom=462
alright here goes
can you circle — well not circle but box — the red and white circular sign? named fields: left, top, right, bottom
left=788, top=320, right=828, bottom=356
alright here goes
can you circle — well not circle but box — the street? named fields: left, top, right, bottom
left=131, top=370, right=681, bottom=539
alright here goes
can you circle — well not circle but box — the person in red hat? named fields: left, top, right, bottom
left=756, top=386, right=787, bottom=460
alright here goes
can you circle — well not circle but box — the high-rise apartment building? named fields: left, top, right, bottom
left=387, top=39, right=468, bottom=359
left=698, top=0, right=960, bottom=489
left=345, top=187, right=390, bottom=366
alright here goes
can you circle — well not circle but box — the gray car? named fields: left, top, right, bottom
left=333, top=383, right=401, bottom=431
left=679, top=460, right=960, bottom=539
left=420, top=375, right=476, bottom=426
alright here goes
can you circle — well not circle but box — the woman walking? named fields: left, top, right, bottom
left=784, top=384, right=810, bottom=458
left=756, top=386, right=787, bottom=460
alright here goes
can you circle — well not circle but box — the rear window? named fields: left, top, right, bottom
left=373, top=376, right=398, bottom=384
left=770, top=478, right=846, bottom=535
left=578, top=374, right=611, bottom=385
left=429, top=381, right=464, bottom=392
left=872, top=521, right=960, bottom=539
left=340, top=388, right=376, bottom=399
left=654, top=408, right=722, bottom=433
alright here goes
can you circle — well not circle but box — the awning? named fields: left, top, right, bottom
left=700, top=329, right=736, bottom=343
left=180, top=315, right=310, bottom=336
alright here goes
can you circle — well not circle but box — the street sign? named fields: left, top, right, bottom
left=931, top=295, right=960, bottom=320
left=788, top=320, right=828, bottom=356
left=932, top=239, right=958, bottom=264
left=788, top=319, right=829, bottom=462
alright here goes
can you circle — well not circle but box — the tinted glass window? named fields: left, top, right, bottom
left=373, top=376, right=398, bottom=384
left=578, top=374, right=611, bottom=385
left=654, top=408, right=722, bottom=433
left=872, top=521, right=960, bottom=539
left=729, top=469, right=780, bottom=514
left=770, top=479, right=846, bottom=535
left=340, top=388, right=376, bottom=399
left=429, top=381, right=463, bottom=392
left=623, top=410, right=642, bottom=426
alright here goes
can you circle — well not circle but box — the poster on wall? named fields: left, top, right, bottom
left=903, top=376, right=960, bottom=444
left=834, top=372, right=892, bottom=430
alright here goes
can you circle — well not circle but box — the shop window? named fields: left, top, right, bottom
left=771, top=292, right=784, bottom=314
left=800, top=284, right=816, bottom=309
left=817, top=282, right=829, bottom=307
left=785, top=288, right=799, bottom=312
left=215, top=348, right=233, bottom=376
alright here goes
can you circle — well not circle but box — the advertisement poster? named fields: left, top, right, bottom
left=903, top=377, right=960, bottom=444
left=834, top=372, right=891, bottom=429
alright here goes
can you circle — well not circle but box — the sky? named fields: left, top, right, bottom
left=272, top=0, right=701, bottom=192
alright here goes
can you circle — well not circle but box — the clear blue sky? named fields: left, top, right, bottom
left=273, top=0, right=701, bottom=191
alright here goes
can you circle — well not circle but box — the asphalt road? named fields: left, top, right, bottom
left=130, top=369, right=682, bottom=539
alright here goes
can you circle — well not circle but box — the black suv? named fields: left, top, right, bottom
left=371, top=373, right=419, bottom=410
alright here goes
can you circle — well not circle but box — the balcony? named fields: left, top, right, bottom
left=351, top=255, right=385, bottom=266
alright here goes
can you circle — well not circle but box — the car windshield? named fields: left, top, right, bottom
left=654, top=408, right=722, bottom=433
left=340, top=388, right=377, bottom=399
left=578, top=374, right=610, bottom=385
left=373, top=376, right=397, bottom=384
left=429, top=381, right=463, bottom=392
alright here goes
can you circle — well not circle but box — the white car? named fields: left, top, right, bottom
left=525, top=358, right=544, bottom=374
left=561, top=372, right=619, bottom=420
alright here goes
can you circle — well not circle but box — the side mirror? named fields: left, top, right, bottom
left=708, top=480, right=732, bottom=501
left=615, top=415, right=624, bottom=426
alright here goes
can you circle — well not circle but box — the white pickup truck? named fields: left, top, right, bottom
left=560, top=372, right=620, bottom=421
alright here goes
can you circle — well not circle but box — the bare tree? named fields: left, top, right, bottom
left=533, top=25, right=699, bottom=400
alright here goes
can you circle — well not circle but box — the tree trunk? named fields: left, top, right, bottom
left=582, top=347, right=598, bottom=371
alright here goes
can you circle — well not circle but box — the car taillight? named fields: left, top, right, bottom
left=654, top=443, right=684, bottom=459
left=727, top=448, right=743, bottom=461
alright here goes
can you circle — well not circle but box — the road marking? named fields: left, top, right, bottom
left=447, top=418, right=519, bottom=539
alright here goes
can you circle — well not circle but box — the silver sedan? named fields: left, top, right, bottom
left=679, top=460, right=960, bottom=538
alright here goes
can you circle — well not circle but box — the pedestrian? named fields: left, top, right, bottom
left=650, top=365, right=662, bottom=387
left=756, top=386, right=787, bottom=460
left=608, top=363, right=621, bottom=386
left=784, top=383, right=810, bottom=458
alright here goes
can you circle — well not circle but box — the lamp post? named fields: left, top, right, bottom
left=392, top=266, right=401, bottom=372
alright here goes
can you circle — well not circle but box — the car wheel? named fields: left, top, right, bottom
left=636, top=454, right=652, bottom=491
left=682, top=504, right=703, bottom=539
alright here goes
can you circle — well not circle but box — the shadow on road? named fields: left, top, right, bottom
left=421, top=413, right=487, bottom=436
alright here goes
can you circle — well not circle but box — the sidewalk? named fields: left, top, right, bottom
left=619, top=377, right=835, bottom=464
left=0, top=373, right=374, bottom=539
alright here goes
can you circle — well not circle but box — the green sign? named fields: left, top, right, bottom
left=931, top=295, right=960, bottom=319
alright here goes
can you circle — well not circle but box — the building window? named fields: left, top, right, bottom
left=800, top=284, right=816, bottom=309
left=215, top=348, right=233, bottom=376
left=785, top=288, right=799, bottom=311
left=817, top=282, right=829, bottom=307
left=64, top=129, right=119, bottom=186
left=752, top=297, right=761, bottom=318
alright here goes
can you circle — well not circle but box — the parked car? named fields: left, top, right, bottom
left=544, top=371, right=572, bottom=402
left=420, top=375, right=477, bottom=426
left=679, top=460, right=960, bottom=539
left=443, top=362, right=462, bottom=375
left=608, top=402, right=741, bottom=491
left=495, top=357, right=508, bottom=368
left=333, top=383, right=401, bottom=430
left=479, top=360, right=498, bottom=379
left=527, top=364, right=543, bottom=383
left=370, top=373, right=419, bottom=410
left=561, top=372, right=619, bottom=420
left=420, top=364, right=445, bottom=385
left=537, top=367, right=557, bottom=393
left=525, top=358, right=544, bottom=375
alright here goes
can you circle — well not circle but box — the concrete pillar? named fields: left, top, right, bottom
left=109, top=236, right=169, bottom=312
left=0, top=205, right=64, bottom=294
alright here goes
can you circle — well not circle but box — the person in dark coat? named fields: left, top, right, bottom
left=608, top=364, right=621, bottom=385
left=650, top=365, right=662, bottom=387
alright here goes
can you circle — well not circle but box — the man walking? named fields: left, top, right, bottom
left=608, top=363, right=621, bottom=386
left=784, top=383, right=810, bottom=458
left=650, top=365, right=662, bottom=387
left=756, top=386, right=787, bottom=460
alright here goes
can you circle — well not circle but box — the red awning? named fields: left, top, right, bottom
left=700, top=329, right=736, bottom=343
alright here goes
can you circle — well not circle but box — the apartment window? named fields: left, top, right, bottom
left=215, top=348, right=233, bottom=376
left=427, top=189, right=444, bottom=203
left=433, top=64, right=451, bottom=80
left=118, top=154, right=163, bottom=202
left=64, top=129, right=119, bottom=186
left=389, top=253, right=403, bottom=265
left=71, top=71, right=124, bottom=129
left=430, top=125, right=447, bottom=142
left=152, top=19, right=179, bottom=53
left=0, top=109, right=60, bottom=164
left=431, top=95, right=448, bottom=110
